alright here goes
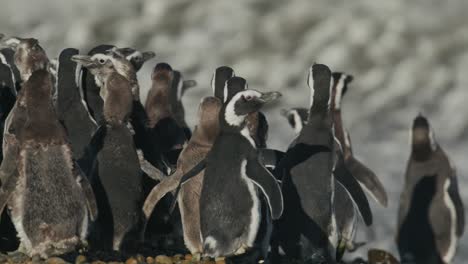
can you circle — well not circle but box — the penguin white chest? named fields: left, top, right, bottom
left=240, top=159, right=261, bottom=247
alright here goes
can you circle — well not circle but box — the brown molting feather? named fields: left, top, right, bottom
left=13, top=38, right=49, bottom=82
left=109, top=56, right=139, bottom=100
left=103, top=72, right=133, bottom=125
left=145, top=70, right=174, bottom=127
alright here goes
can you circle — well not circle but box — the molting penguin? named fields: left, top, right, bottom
left=72, top=54, right=146, bottom=252
left=272, top=64, right=372, bottom=263
left=143, top=96, right=222, bottom=255
left=142, top=63, right=188, bottom=170
left=170, top=70, right=197, bottom=139
left=172, top=82, right=284, bottom=260
left=397, top=115, right=465, bottom=264
left=330, top=72, right=388, bottom=208
left=0, top=69, right=97, bottom=258
left=56, top=48, right=98, bottom=160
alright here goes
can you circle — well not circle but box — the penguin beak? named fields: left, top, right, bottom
left=142, top=51, right=156, bottom=61
left=259, top=91, right=282, bottom=104
left=71, top=55, right=96, bottom=68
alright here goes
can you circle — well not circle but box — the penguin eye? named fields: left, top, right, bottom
left=98, top=59, right=107, bottom=64
left=244, top=95, right=253, bottom=101
left=134, top=56, right=142, bottom=62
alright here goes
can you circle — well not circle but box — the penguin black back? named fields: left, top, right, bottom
left=212, top=66, right=235, bottom=101
left=57, top=48, right=97, bottom=160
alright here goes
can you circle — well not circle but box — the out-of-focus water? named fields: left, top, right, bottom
left=2, top=0, right=467, bottom=262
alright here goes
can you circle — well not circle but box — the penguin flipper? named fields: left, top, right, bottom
left=335, top=155, right=372, bottom=226
left=448, top=172, right=465, bottom=236
left=169, top=159, right=207, bottom=212
left=0, top=140, right=19, bottom=214
left=138, top=150, right=165, bottom=181
left=246, top=158, right=283, bottom=219
left=258, top=148, right=285, bottom=170
left=73, top=163, right=98, bottom=221
left=143, top=170, right=182, bottom=219
left=345, top=156, right=388, bottom=207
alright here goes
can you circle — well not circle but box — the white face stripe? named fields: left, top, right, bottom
left=223, top=82, right=229, bottom=103
left=240, top=159, right=261, bottom=248
left=177, top=75, right=184, bottom=101
left=125, top=50, right=142, bottom=61
left=211, top=70, right=216, bottom=94
left=224, top=90, right=261, bottom=126
left=241, top=127, right=256, bottom=147
left=429, top=126, right=437, bottom=151
left=334, top=74, right=347, bottom=110
left=5, top=38, right=20, bottom=47
left=327, top=77, right=333, bottom=109
left=308, top=66, right=314, bottom=108
left=291, top=110, right=303, bottom=134
left=443, top=178, right=457, bottom=263
left=0, top=53, right=7, bottom=64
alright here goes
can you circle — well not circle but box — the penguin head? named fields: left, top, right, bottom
left=112, top=47, right=155, bottom=71
left=280, top=107, right=308, bottom=134
left=197, top=96, right=222, bottom=139
left=1, top=37, right=49, bottom=82
left=223, top=76, right=247, bottom=103
left=151, top=63, right=174, bottom=83
left=211, top=66, right=235, bottom=100
left=307, top=63, right=332, bottom=111
left=331, top=72, right=353, bottom=110
left=411, top=114, right=438, bottom=159
left=72, top=53, right=117, bottom=82
left=223, top=85, right=281, bottom=128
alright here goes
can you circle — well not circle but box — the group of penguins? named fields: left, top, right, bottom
left=0, top=33, right=465, bottom=264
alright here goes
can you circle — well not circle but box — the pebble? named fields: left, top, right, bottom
left=146, top=256, right=155, bottom=264
left=46, top=257, right=67, bottom=264
left=125, top=257, right=138, bottom=264
left=91, top=261, right=107, bottom=264
left=184, top=255, right=192, bottom=261
left=155, top=255, right=173, bottom=264
left=75, top=255, right=87, bottom=264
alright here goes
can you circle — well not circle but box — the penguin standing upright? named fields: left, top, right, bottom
left=172, top=81, right=284, bottom=260
left=170, top=70, right=197, bottom=139
left=143, top=96, right=222, bottom=255
left=0, top=43, right=21, bottom=92
left=397, top=115, right=465, bottom=264
left=142, top=63, right=188, bottom=170
left=272, top=64, right=371, bottom=263
left=72, top=54, right=146, bottom=252
left=0, top=69, right=97, bottom=258
left=56, top=48, right=97, bottom=160
left=330, top=72, right=388, bottom=208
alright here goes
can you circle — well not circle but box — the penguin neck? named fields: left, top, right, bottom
left=145, top=82, right=173, bottom=127
left=332, top=110, right=351, bottom=157
left=411, top=142, right=435, bottom=162
left=191, top=125, right=218, bottom=147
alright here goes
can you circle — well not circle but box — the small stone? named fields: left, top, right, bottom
left=125, top=257, right=138, bottom=264
left=215, top=260, right=226, bottom=264
left=155, top=255, right=173, bottom=264
left=46, top=257, right=67, bottom=264
left=184, top=254, right=192, bottom=261
left=108, top=262, right=123, bottom=264
left=146, top=256, right=155, bottom=264
left=91, top=261, right=107, bottom=264
left=136, top=254, right=145, bottom=263
left=75, top=255, right=87, bottom=264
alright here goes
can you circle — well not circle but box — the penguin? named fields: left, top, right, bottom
left=110, top=47, right=155, bottom=72
left=72, top=54, right=147, bottom=252
left=272, top=64, right=372, bottom=263
left=143, top=96, right=222, bottom=255
left=0, top=55, right=19, bottom=253
left=141, top=63, right=188, bottom=170
left=170, top=70, right=197, bottom=139
left=397, top=115, right=465, bottom=264
left=0, top=69, right=97, bottom=258
left=56, top=48, right=98, bottom=160
left=171, top=81, right=284, bottom=260
left=0, top=39, right=21, bottom=92
left=330, top=72, right=388, bottom=208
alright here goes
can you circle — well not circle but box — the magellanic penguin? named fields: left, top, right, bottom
left=279, top=106, right=363, bottom=261
left=170, top=70, right=197, bottom=139
left=272, top=64, right=372, bottom=263
left=211, top=66, right=270, bottom=149
left=397, top=115, right=465, bottom=264
left=56, top=48, right=98, bottom=161
left=143, top=96, right=222, bottom=254
left=330, top=72, right=388, bottom=208
left=72, top=54, right=147, bottom=252
left=171, top=82, right=284, bottom=259
left=141, top=63, right=188, bottom=170
left=0, top=69, right=98, bottom=258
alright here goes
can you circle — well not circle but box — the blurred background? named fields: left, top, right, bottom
left=1, top=0, right=467, bottom=262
